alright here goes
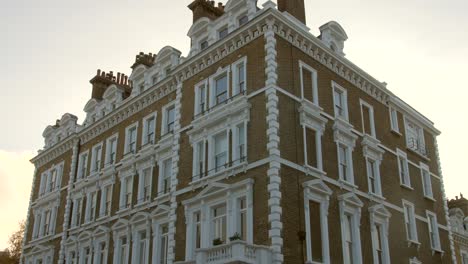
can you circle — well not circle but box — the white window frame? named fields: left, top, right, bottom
left=99, top=184, right=113, bottom=218
left=132, top=226, right=150, bottom=264
left=332, top=82, right=349, bottom=121
left=232, top=122, right=247, bottom=164
left=397, top=149, right=411, bottom=188
left=138, top=166, right=153, bottom=204
left=404, top=117, right=426, bottom=155
left=461, top=250, right=468, bottom=264
left=403, top=200, right=419, bottom=244
left=369, top=205, right=391, bottom=264
left=409, top=257, right=422, bottom=264
left=77, top=151, right=89, bottom=180
left=194, top=80, right=208, bottom=116
left=183, top=180, right=254, bottom=261
left=426, top=210, right=442, bottom=252
left=302, top=125, right=324, bottom=171
left=232, top=57, right=247, bottom=96
left=210, top=130, right=229, bottom=173
left=152, top=220, right=170, bottom=264
left=124, top=123, right=138, bottom=155
left=105, top=134, right=118, bottom=165
left=114, top=234, right=130, bottom=264
left=192, top=140, right=206, bottom=180
left=93, top=239, right=109, bottom=264
left=161, top=102, right=176, bottom=135
left=420, top=163, right=434, bottom=200
left=389, top=106, right=399, bottom=133
left=209, top=67, right=230, bottom=108
left=158, top=157, right=172, bottom=195
left=71, top=197, right=84, bottom=228
left=366, top=157, right=382, bottom=196
left=85, top=191, right=98, bottom=223
left=299, top=61, right=319, bottom=105
left=337, top=143, right=354, bottom=185
left=303, top=180, right=332, bottom=264
left=90, top=142, right=103, bottom=174
left=142, top=112, right=157, bottom=146
left=338, top=193, right=363, bottom=264
left=360, top=100, right=376, bottom=138
left=119, top=176, right=134, bottom=210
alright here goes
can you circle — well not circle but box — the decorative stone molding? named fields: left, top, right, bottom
left=433, top=135, right=457, bottom=263
left=264, top=17, right=283, bottom=264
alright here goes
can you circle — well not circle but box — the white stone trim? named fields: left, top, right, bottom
left=369, top=204, right=391, bottom=264
left=339, top=193, right=363, bottom=264
left=299, top=60, right=319, bottom=105
left=359, top=99, right=376, bottom=138
left=264, top=19, right=283, bottom=264
left=142, top=111, right=158, bottom=146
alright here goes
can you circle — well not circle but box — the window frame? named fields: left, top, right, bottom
left=404, top=117, right=426, bottom=155
left=90, top=142, right=103, bottom=174
left=138, top=165, right=153, bottom=204
left=124, top=123, right=139, bottom=155
left=426, top=210, right=442, bottom=252
left=161, top=102, right=176, bottom=135
left=389, top=106, right=400, bottom=133
left=360, top=99, right=376, bottom=138
left=332, top=82, right=349, bottom=121
left=337, top=143, right=354, bottom=185
left=420, top=163, right=434, bottom=200
left=338, top=193, right=363, bottom=264
left=105, top=134, right=118, bottom=166
left=158, top=157, right=172, bottom=195
left=99, top=184, right=113, bottom=218
left=366, top=157, right=382, bottom=196
left=192, top=140, right=206, bottom=180
left=232, top=57, right=247, bottom=96
left=369, top=205, right=391, bottom=264
left=397, top=149, right=411, bottom=188
left=142, top=112, right=157, bottom=146
left=299, top=61, right=319, bottom=105
left=77, top=151, right=90, bottom=180
left=402, top=200, right=419, bottom=244
left=194, top=80, right=208, bottom=116
left=209, top=67, right=230, bottom=108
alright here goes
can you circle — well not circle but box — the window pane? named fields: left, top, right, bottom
left=215, top=75, right=228, bottom=104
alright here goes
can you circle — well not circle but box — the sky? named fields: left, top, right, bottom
left=0, top=0, right=467, bottom=250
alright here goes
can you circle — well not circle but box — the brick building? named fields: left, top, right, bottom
left=448, top=195, right=468, bottom=263
left=21, top=0, right=456, bottom=263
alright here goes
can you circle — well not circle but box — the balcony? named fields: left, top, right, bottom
left=194, top=241, right=272, bottom=264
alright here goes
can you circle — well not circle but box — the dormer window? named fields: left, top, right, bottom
left=219, top=27, right=228, bottom=39
left=239, top=15, right=249, bottom=26
left=200, top=40, right=209, bottom=51
left=165, top=67, right=171, bottom=77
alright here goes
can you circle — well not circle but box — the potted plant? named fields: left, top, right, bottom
left=229, top=232, right=242, bottom=241
left=213, top=238, right=224, bottom=246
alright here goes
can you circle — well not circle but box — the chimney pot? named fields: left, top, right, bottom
left=277, top=0, right=306, bottom=24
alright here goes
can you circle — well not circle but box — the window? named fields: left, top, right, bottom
left=124, top=177, right=133, bottom=209
left=369, top=205, right=391, bottom=264
left=215, top=74, right=228, bottom=105
left=91, top=143, right=103, bottom=173
left=143, top=113, right=157, bottom=145
left=237, top=197, right=247, bottom=240
left=67, top=251, right=77, bottom=264
left=77, top=152, right=89, bottom=179
left=389, top=107, right=399, bottom=133
left=193, top=140, right=206, bottom=179
left=82, top=247, right=91, bottom=264
left=214, top=132, right=228, bottom=171
left=39, top=173, right=47, bottom=195
left=72, top=198, right=84, bottom=227
left=94, top=241, right=107, bottom=264
left=239, top=15, right=248, bottom=26
left=43, top=210, right=51, bottom=236
left=48, top=169, right=57, bottom=192
left=194, top=81, right=207, bottom=115
left=200, top=40, right=208, bottom=51
left=405, top=119, right=426, bottom=155
left=116, top=236, right=129, bottom=264
left=165, top=67, right=171, bottom=77
left=304, top=180, right=332, bottom=263
left=218, top=27, right=228, bottom=39
left=427, top=212, right=441, bottom=251
left=232, top=58, right=246, bottom=96
left=333, top=83, right=348, bottom=120
left=366, top=158, right=382, bottom=196
left=100, top=185, right=112, bottom=217
left=360, top=101, right=376, bottom=137
left=138, top=167, right=152, bottom=203
left=152, top=75, right=158, bottom=85
left=162, top=105, right=175, bottom=135
left=235, top=123, right=246, bottom=163
left=420, top=164, right=433, bottom=199
left=105, top=135, right=118, bottom=165
left=139, top=83, right=145, bottom=93
left=339, top=193, right=363, bottom=264
left=158, top=224, right=169, bottom=264
left=397, top=150, right=411, bottom=187
left=338, top=144, right=354, bottom=184
left=85, top=191, right=97, bottom=222
left=135, top=231, right=148, bottom=264
left=299, top=62, right=318, bottom=105
left=403, top=201, right=418, bottom=243
left=211, top=204, right=227, bottom=245
left=194, top=212, right=201, bottom=250
left=160, top=158, right=172, bottom=195
left=125, top=124, right=138, bottom=154
left=461, top=251, right=468, bottom=264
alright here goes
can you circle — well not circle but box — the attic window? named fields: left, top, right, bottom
left=239, top=15, right=248, bottom=26
left=200, top=40, right=209, bottom=51
left=219, top=27, right=228, bottom=39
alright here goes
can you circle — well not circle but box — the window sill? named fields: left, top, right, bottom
left=191, top=161, right=248, bottom=185
left=400, top=184, right=414, bottom=191
left=424, top=196, right=436, bottom=202
left=406, top=147, right=430, bottom=161
left=338, top=179, right=358, bottom=190
left=368, top=192, right=386, bottom=201
left=116, top=207, right=132, bottom=214
left=407, top=239, right=421, bottom=248
left=431, top=248, right=444, bottom=255
left=390, top=129, right=402, bottom=136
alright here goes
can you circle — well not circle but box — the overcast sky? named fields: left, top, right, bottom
left=0, top=0, right=467, bottom=250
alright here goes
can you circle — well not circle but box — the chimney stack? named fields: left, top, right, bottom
left=188, top=0, right=224, bottom=23
left=277, top=0, right=306, bottom=25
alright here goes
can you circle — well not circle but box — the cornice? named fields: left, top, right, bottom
left=30, top=137, right=78, bottom=168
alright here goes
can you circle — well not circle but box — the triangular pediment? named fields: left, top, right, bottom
left=93, top=225, right=110, bottom=236
left=338, top=192, right=363, bottom=208
left=369, top=204, right=391, bottom=218
left=150, top=204, right=171, bottom=218
left=112, top=218, right=129, bottom=231
left=77, top=231, right=92, bottom=241
left=130, top=212, right=150, bottom=224
left=303, top=179, right=332, bottom=196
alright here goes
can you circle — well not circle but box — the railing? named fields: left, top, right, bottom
left=195, top=241, right=272, bottom=264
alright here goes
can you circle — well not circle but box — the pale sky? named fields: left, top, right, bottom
left=1, top=0, right=467, bottom=250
